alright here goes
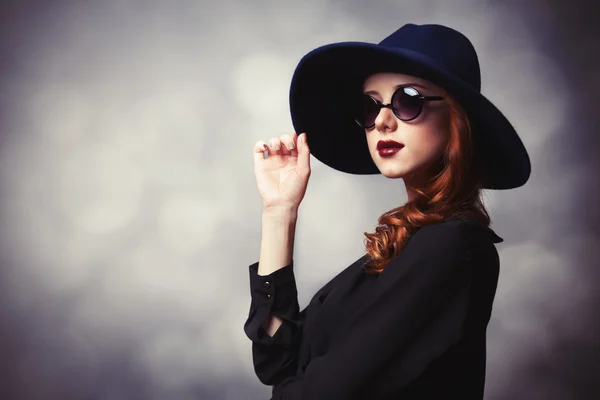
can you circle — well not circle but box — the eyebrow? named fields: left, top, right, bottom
left=364, top=83, right=429, bottom=96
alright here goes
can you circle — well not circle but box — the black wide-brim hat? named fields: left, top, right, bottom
left=289, top=23, right=531, bottom=190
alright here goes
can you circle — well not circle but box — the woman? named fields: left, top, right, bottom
left=244, top=23, right=530, bottom=399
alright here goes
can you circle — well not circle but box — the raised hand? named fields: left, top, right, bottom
left=253, top=132, right=311, bottom=210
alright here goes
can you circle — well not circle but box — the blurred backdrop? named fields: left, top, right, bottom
left=0, top=0, right=598, bottom=399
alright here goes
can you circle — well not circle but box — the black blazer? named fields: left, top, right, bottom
left=244, top=216, right=503, bottom=399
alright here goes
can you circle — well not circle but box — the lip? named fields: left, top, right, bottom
left=377, top=140, right=404, bottom=151
left=378, top=147, right=402, bottom=157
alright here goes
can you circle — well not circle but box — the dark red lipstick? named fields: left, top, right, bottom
left=377, top=140, right=404, bottom=157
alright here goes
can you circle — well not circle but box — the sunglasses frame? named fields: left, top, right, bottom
left=354, top=86, right=445, bottom=129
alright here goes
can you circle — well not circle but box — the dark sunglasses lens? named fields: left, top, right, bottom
left=392, top=87, right=422, bottom=120
left=355, top=95, right=379, bottom=127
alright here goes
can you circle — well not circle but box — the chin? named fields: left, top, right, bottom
left=378, top=166, right=409, bottom=179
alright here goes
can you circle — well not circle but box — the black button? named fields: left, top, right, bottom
left=264, top=281, right=271, bottom=288
left=267, top=294, right=271, bottom=298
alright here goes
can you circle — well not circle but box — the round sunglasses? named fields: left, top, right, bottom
left=353, top=86, right=445, bottom=129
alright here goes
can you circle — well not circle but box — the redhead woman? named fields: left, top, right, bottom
left=244, top=23, right=531, bottom=400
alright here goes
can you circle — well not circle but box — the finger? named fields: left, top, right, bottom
left=279, top=134, right=295, bottom=157
left=253, top=140, right=269, bottom=164
left=268, top=137, right=282, bottom=155
left=279, top=140, right=292, bottom=157
left=296, top=132, right=311, bottom=171
left=289, top=132, right=299, bottom=157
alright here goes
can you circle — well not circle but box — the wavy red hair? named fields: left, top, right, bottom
left=362, top=90, right=490, bottom=274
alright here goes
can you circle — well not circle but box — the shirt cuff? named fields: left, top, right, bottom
left=248, top=261, right=298, bottom=315
left=244, top=261, right=302, bottom=346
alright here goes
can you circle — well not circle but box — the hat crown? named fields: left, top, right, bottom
left=380, top=24, right=481, bottom=91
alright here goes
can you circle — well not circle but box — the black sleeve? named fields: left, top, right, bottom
left=243, top=261, right=306, bottom=386
left=271, top=221, right=476, bottom=400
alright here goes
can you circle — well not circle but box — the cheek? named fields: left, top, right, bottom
left=367, top=135, right=378, bottom=153
left=430, top=129, right=449, bottom=153
left=407, top=127, right=448, bottom=158
left=427, top=113, right=450, bottom=150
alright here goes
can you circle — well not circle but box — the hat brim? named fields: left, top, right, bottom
left=289, top=42, right=531, bottom=190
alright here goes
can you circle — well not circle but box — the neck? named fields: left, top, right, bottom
left=403, top=158, right=445, bottom=203
left=405, top=185, right=419, bottom=202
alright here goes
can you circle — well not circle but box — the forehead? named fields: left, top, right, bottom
left=362, top=72, right=433, bottom=91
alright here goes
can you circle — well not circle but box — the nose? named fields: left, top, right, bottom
left=374, top=104, right=398, bottom=133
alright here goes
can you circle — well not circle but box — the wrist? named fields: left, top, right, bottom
left=262, top=205, right=299, bottom=221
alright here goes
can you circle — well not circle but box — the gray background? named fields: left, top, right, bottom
left=0, top=0, right=598, bottom=399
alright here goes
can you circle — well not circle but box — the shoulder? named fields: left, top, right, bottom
left=404, top=216, right=501, bottom=261
left=376, top=218, right=484, bottom=282
left=409, top=217, right=474, bottom=248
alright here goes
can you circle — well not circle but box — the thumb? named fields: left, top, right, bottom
left=297, top=133, right=310, bottom=171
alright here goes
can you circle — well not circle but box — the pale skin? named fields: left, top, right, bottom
left=252, top=72, right=450, bottom=336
